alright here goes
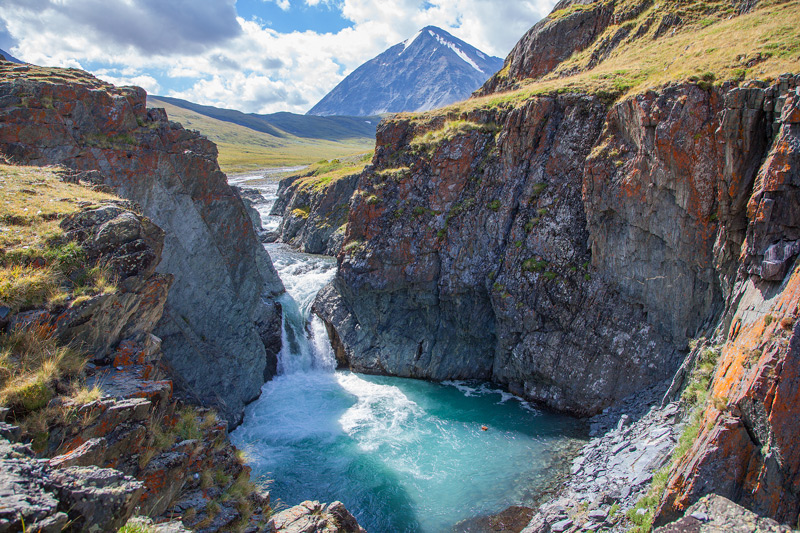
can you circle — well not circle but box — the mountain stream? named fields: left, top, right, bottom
left=229, top=172, right=585, bottom=532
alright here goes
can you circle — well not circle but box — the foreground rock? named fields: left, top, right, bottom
left=654, top=494, right=792, bottom=532
left=0, top=61, right=284, bottom=425
left=268, top=501, right=366, bottom=533
left=0, top=439, right=143, bottom=532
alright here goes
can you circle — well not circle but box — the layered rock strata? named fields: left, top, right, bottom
left=0, top=62, right=284, bottom=424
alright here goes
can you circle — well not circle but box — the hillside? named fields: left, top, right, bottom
left=307, top=26, right=503, bottom=116
left=147, top=96, right=377, bottom=173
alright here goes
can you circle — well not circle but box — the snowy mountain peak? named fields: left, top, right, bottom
left=307, top=26, right=503, bottom=117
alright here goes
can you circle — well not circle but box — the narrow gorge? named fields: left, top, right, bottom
left=1, top=0, right=799, bottom=531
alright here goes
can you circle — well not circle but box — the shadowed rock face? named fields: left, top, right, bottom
left=316, top=76, right=800, bottom=427
left=0, top=61, right=284, bottom=425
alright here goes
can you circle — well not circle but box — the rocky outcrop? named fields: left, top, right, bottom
left=271, top=171, right=360, bottom=256
left=654, top=84, right=800, bottom=526
left=0, top=61, right=284, bottom=425
left=655, top=494, right=792, bottom=532
left=316, top=89, right=689, bottom=415
left=318, top=74, right=799, bottom=418
left=0, top=438, right=144, bottom=533
left=477, top=0, right=615, bottom=95
left=267, top=500, right=366, bottom=533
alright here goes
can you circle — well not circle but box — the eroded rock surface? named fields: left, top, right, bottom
left=268, top=500, right=366, bottom=533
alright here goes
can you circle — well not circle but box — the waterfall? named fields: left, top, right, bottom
left=276, top=292, right=336, bottom=375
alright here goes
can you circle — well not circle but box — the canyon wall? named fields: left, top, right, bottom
left=0, top=63, right=284, bottom=425
left=316, top=78, right=788, bottom=415
left=270, top=170, right=360, bottom=255
left=656, top=83, right=800, bottom=527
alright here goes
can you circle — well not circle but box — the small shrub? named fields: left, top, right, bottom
left=291, top=207, right=310, bottom=219
left=343, top=240, right=364, bottom=254
left=118, top=517, right=158, bottom=533
left=522, top=258, right=547, bottom=272
left=487, top=200, right=501, bottom=211
left=543, top=271, right=557, bottom=281
left=412, top=206, right=426, bottom=217
left=70, top=385, right=102, bottom=405
left=175, top=407, right=202, bottom=441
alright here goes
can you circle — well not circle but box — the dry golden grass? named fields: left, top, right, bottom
left=0, top=164, right=115, bottom=250
left=290, top=151, right=373, bottom=193
left=0, top=324, right=86, bottom=414
left=0, top=165, right=120, bottom=312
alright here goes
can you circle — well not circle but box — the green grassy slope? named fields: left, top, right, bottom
left=147, top=97, right=377, bottom=174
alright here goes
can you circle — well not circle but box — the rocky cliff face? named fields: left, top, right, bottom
left=318, top=73, right=800, bottom=524
left=317, top=79, right=764, bottom=415
left=270, top=170, right=360, bottom=255
left=0, top=61, right=284, bottom=425
left=655, top=82, right=800, bottom=527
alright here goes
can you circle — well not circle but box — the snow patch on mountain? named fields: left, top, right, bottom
left=401, top=30, right=424, bottom=55
left=428, top=30, right=484, bottom=74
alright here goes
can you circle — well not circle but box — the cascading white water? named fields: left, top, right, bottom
left=230, top=172, right=585, bottom=533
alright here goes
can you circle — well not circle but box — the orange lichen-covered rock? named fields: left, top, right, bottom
left=656, top=85, right=800, bottom=527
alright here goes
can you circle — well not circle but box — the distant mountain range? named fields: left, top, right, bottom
left=308, top=26, right=503, bottom=117
left=148, top=96, right=377, bottom=173
left=152, top=95, right=378, bottom=141
left=0, top=48, right=23, bottom=64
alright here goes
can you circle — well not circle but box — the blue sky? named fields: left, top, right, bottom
left=0, top=0, right=555, bottom=114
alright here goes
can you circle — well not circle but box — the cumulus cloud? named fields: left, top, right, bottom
left=2, top=0, right=241, bottom=56
left=0, top=0, right=556, bottom=114
left=94, top=71, right=162, bottom=94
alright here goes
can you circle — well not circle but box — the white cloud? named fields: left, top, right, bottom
left=0, top=0, right=556, bottom=114
left=95, top=72, right=161, bottom=94
left=266, top=0, right=291, bottom=11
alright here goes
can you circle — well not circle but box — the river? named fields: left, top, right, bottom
left=229, top=170, right=584, bottom=532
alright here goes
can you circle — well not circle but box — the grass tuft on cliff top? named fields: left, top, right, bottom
left=0, top=164, right=118, bottom=313
left=289, top=151, right=373, bottom=193
left=396, top=0, right=800, bottom=124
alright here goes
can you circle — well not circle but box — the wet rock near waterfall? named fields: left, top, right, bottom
left=267, top=500, right=366, bottom=533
